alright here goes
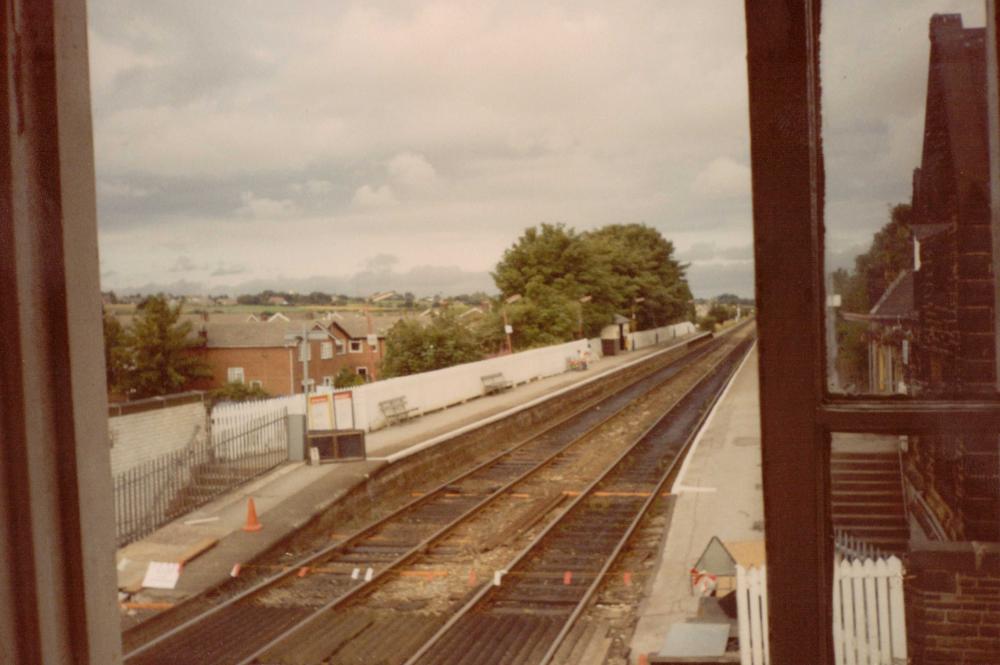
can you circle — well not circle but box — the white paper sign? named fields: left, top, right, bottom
left=504, top=324, right=513, bottom=335
left=142, top=561, right=181, bottom=589
left=334, top=391, right=355, bottom=430
left=307, top=393, right=334, bottom=431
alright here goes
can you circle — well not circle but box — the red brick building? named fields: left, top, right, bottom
left=191, top=317, right=387, bottom=395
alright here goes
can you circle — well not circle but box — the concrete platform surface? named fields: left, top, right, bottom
left=629, top=345, right=762, bottom=664
left=117, top=336, right=695, bottom=614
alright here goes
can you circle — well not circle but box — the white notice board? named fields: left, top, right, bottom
left=333, top=391, right=355, bottom=430
left=307, top=393, right=334, bottom=431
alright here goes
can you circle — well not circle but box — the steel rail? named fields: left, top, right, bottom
left=401, top=332, right=755, bottom=665
left=536, top=337, right=757, bottom=665
left=124, top=332, right=714, bottom=663
left=233, top=335, right=724, bottom=665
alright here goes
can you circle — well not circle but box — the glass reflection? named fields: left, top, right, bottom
left=825, top=8, right=997, bottom=397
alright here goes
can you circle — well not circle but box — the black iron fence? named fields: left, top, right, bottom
left=114, top=411, right=288, bottom=547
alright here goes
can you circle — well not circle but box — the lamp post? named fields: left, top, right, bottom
left=630, top=297, right=645, bottom=333
left=577, top=295, right=592, bottom=339
left=502, top=294, right=521, bottom=354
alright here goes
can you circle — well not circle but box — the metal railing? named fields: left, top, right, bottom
left=114, top=410, right=288, bottom=547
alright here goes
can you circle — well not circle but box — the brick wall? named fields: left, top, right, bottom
left=906, top=542, right=1000, bottom=664
left=108, top=397, right=209, bottom=476
left=905, top=435, right=999, bottom=541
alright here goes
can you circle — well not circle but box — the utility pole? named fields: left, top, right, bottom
left=301, top=324, right=310, bottom=394
left=578, top=295, right=592, bottom=339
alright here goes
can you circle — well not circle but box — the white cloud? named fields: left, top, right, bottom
left=351, top=184, right=398, bottom=209
left=691, top=157, right=751, bottom=200
left=291, top=179, right=334, bottom=195
left=236, top=191, right=298, bottom=218
left=387, top=152, right=437, bottom=189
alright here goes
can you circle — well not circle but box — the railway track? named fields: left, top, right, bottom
left=124, top=331, right=732, bottom=665
left=396, top=333, right=755, bottom=665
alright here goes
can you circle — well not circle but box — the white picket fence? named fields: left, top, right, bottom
left=210, top=386, right=335, bottom=452
left=736, top=557, right=907, bottom=665
left=736, top=565, right=770, bottom=665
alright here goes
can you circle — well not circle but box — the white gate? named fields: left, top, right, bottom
left=831, top=557, right=907, bottom=665
left=736, top=557, right=906, bottom=665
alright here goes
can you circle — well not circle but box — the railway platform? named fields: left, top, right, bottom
left=116, top=333, right=701, bottom=621
left=629, top=344, right=762, bottom=663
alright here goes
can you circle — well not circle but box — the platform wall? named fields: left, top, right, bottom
left=628, top=321, right=697, bottom=350
left=108, top=400, right=209, bottom=476
left=351, top=338, right=592, bottom=431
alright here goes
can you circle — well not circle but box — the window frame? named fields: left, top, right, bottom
left=745, top=2, right=1000, bottom=663
left=349, top=340, right=363, bottom=354
left=226, top=367, right=245, bottom=384
left=320, top=341, right=333, bottom=359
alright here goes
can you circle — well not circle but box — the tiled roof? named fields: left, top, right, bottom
left=201, top=321, right=329, bottom=348
left=869, top=271, right=915, bottom=320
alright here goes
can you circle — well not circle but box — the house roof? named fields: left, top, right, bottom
left=200, top=321, right=331, bottom=348
left=869, top=270, right=915, bottom=320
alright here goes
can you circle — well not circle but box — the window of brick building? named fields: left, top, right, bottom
left=321, top=342, right=333, bottom=359
left=349, top=340, right=362, bottom=353
left=227, top=367, right=245, bottom=384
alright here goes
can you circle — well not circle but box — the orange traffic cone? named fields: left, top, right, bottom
left=243, top=497, right=262, bottom=532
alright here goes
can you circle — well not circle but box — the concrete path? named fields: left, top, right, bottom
left=629, top=345, right=762, bottom=663
left=117, top=337, right=694, bottom=616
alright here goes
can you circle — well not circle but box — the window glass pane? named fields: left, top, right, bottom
left=822, top=2, right=999, bottom=397
left=828, top=432, right=999, bottom=663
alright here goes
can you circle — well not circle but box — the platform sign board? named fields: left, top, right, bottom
left=307, top=393, right=334, bottom=431
left=142, top=561, right=181, bottom=590
left=333, top=391, right=355, bottom=430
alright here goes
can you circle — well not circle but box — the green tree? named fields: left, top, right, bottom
left=832, top=203, right=913, bottom=390
left=382, top=311, right=484, bottom=377
left=708, top=303, right=735, bottom=323
left=698, top=315, right=718, bottom=332
left=583, top=223, right=693, bottom=329
left=102, top=311, right=130, bottom=394
left=123, top=295, right=210, bottom=398
left=211, top=381, right=270, bottom=402
left=334, top=367, right=366, bottom=388
left=493, top=223, right=619, bottom=337
left=491, top=223, right=693, bottom=344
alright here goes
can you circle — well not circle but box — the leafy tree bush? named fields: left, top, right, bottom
left=698, top=316, right=718, bottom=332
left=102, top=312, right=130, bottom=394
left=491, top=222, right=693, bottom=348
left=334, top=367, right=367, bottom=388
left=381, top=311, right=484, bottom=377
left=708, top=303, right=735, bottom=323
left=211, top=381, right=270, bottom=402
left=122, top=295, right=210, bottom=398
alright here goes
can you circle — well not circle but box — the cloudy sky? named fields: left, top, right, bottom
left=88, top=1, right=985, bottom=298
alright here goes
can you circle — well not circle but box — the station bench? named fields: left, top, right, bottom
left=481, top=372, right=513, bottom=395
left=378, top=396, right=419, bottom=426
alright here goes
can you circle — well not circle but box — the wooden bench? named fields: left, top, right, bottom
left=378, top=396, right=419, bottom=426
left=481, top=373, right=513, bottom=395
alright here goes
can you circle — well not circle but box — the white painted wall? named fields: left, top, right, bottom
left=628, top=321, right=697, bottom=351
left=351, top=339, right=591, bottom=431
left=108, top=401, right=208, bottom=476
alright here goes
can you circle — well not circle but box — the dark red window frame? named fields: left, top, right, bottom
left=744, top=1, right=1000, bottom=663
